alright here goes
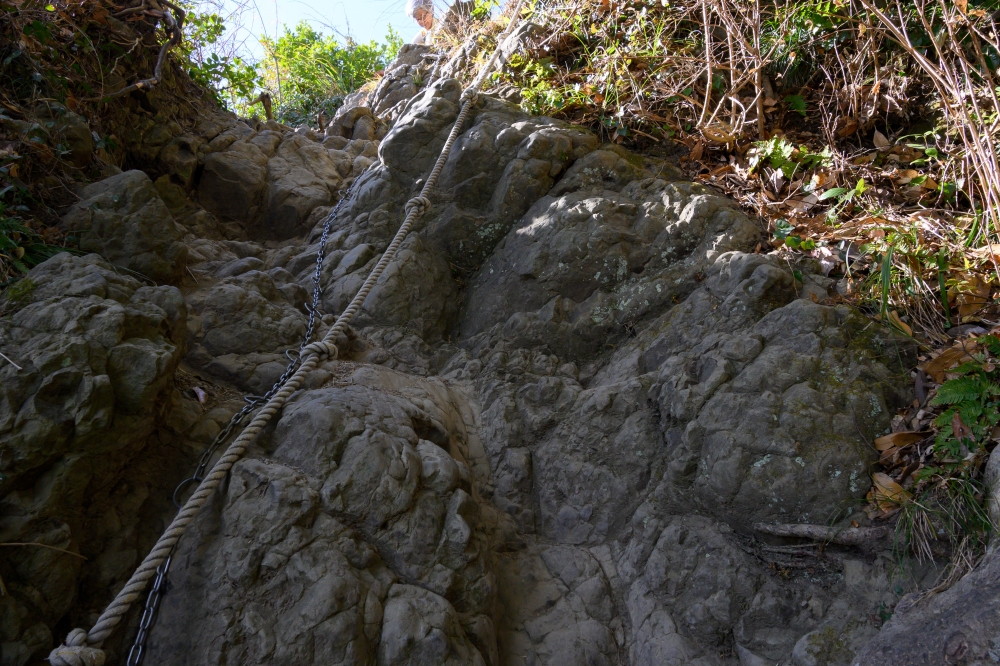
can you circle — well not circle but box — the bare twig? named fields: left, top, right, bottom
left=0, top=542, right=87, bottom=559
left=754, top=522, right=891, bottom=548
left=0, top=350, right=21, bottom=371
left=86, top=0, right=185, bottom=102
left=697, top=0, right=712, bottom=127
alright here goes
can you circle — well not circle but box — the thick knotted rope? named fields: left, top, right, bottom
left=49, top=1, right=525, bottom=662
left=404, top=195, right=432, bottom=218
left=49, top=629, right=105, bottom=666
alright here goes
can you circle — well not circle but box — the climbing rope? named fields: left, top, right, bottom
left=123, top=172, right=371, bottom=666
left=48, top=2, right=526, bottom=664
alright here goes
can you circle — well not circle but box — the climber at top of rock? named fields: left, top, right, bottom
left=406, top=0, right=438, bottom=44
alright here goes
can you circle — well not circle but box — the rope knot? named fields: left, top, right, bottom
left=49, top=629, right=106, bottom=666
left=460, top=87, right=479, bottom=106
left=301, top=340, right=339, bottom=361
left=404, top=196, right=432, bottom=218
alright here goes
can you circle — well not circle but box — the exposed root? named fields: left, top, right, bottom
left=86, top=0, right=185, bottom=102
left=754, top=522, right=891, bottom=548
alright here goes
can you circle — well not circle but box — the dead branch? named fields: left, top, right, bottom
left=248, top=91, right=274, bottom=120
left=754, top=522, right=891, bottom=547
left=0, top=542, right=88, bottom=559
left=88, top=0, right=185, bottom=102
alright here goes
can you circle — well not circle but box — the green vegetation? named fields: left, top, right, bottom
left=0, top=203, right=67, bottom=284
left=930, top=337, right=1000, bottom=462
left=177, top=12, right=402, bottom=124
left=179, top=6, right=260, bottom=110
left=259, top=23, right=402, bottom=125
left=471, top=0, right=1000, bottom=344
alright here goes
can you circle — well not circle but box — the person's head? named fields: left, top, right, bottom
left=405, top=0, right=434, bottom=29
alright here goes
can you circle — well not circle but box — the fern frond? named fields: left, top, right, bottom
left=933, top=377, right=986, bottom=405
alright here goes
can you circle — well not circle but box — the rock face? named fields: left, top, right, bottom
left=6, top=61, right=971, bottom=666
left=0, top=254, right=192, bottom=665
left=60, top=170, right=188, bottom=284
left=197, top=122, right=376, bottom=240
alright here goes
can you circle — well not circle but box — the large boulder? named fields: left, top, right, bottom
left=129, top=78, right=919, bottom=666
left=263, top=133, right=354, bottom=240
left=0, top=253, right=189, bottom=665
left=148, top=366, right=502, bottom=666
left=851, top=548, right=1000, bottom=665
left=60, top=170, right=188, bottom=284
left=198, top=131, right=269, bottom=224
left=197, top=124, right=365, bottom=241
left=18, top=66, right=946, bottom=666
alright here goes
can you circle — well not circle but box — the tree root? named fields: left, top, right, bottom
left=754, top=522, right=891, bottom=548
left=87, top=0, right=185, bottom=102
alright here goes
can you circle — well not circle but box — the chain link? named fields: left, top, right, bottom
left=126, top=167, right=373, bottom=665
left=124, top=554, right=170, bottom=666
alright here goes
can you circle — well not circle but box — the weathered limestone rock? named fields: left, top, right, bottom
left=198, top=133, right=269, bottom=224
left=149, top=366, right=501, bottom=665
left=263, top=133, right=354, bottom=239
left=0, top=253, right=189, bottom=665
left=195, top=122, right=372, bottom=240
left=60, top=170, right=188, bottom=284
left=133, top=77, right=916, bottom=666
left=851, top=549, right=1000, bottom=665
left=6, top=52, right=950, bottom=666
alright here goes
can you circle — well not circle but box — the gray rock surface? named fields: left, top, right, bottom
left=0, top=253, right=207, bottom=665
left=5, top=53, right=966, bottom=666
left=195, top=121, right=375, bottom=240
left=60, top=170, right=189, bottom=284
left=851, top=547, right=1000, bottom=665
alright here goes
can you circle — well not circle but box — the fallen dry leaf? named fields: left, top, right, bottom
left=879, top=446, right=900, bottom=462
left=955, top=275, right=991, bottom=318
left=972, top=244, right=1000, bottom=260
left=874, top=431, right=927, bottom=451
left=895, top=169, right=920, bottom=185
left=868, top=472, right=911, bottom=511
left=920, top=340, right=979, bottom=382
left=836, top=116, right=859, bottom=138
left=888, top=310, right=912, bottom=336
left=689, top=140, right=704, bottom=161
left=953, top=412, right=973, bottom=442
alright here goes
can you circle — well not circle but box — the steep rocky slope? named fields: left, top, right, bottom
left=4, top=46, right=993, bottom=666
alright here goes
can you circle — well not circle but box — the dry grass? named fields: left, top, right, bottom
left=434, top=0, right=1000, bottom=344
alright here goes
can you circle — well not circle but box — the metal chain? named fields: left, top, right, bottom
left=48, top=6, right=528, bottom=661
left=125, top=167, right=373, bottom=666
left=124, top=554, right=170, bottom=666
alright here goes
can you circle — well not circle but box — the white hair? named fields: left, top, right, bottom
left=405, top=0, right=433, bottom=18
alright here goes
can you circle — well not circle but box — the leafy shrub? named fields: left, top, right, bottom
left=179, top=7, right=262, bottom=111
left=260, top=22, right=402, bottom=126
left=930, top=335, right=1000, bottom=462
